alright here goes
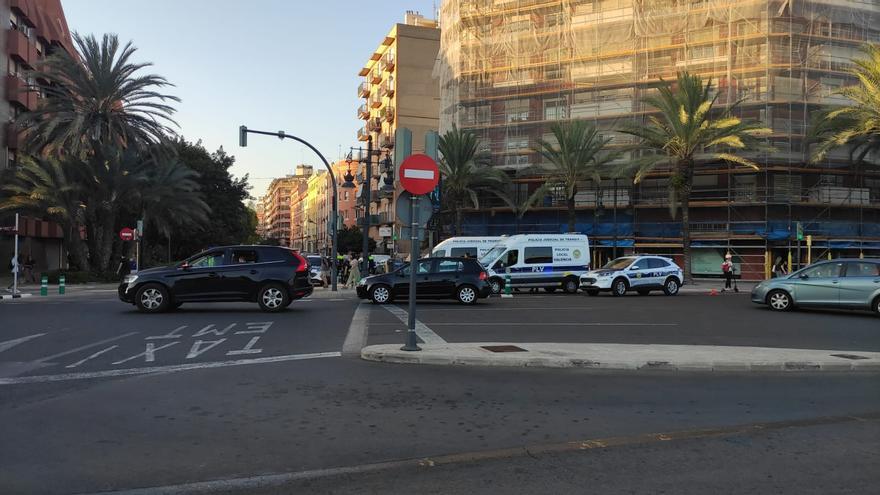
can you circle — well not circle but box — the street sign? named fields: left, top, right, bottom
left=378, top=226, right=393, bottom=237
left=119, top=227, right=135, bottom=241
left=796, top=222, right=803, bottom=241
left=398, top=154, right=439, bottom=195
left=395, top=192, right=434, bottom=226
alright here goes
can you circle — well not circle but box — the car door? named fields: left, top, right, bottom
left=626, top=258, right=650, bottom=288
left=491, top=249, right=520, bottom=287
left=393, top=260, right=434, bottom=298
left=646, top=258, right=670, bottom=288
left=431, top=259, right=462, bottom=297
left=839, top=261, right=880, bottom=308
left=171, top=249, right=228, bottom=301
left=223, top=248, right=261, bottom=299
left=792, top=261, right=844, bottom=306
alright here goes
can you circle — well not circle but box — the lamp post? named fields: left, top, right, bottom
left=239, top=126, right=339, bottom=292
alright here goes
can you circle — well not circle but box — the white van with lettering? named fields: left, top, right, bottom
left=431, top=236, right=504, bottom=259
left=478, top=234, right=591, bottom=294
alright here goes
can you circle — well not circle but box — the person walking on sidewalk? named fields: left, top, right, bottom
left=721, top=254, right=734, bottom=292
left=23, top=255, right=36, bottom=283
left=773, top=256, right=788, bottom=279
left=7, top=254, right=18, bottom=290
left=346, top=256, right=362, bottom=288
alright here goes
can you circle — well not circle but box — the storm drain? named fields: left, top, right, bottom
left=830, top=353, right=870, bottom=360
left=482, top=345, right=527, bottom=353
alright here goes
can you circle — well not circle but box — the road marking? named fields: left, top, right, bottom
left=112, top=342, right=180, bottom=365
left=428, top=322, right=678, bottom=327
left=145, top=326, right=187, bottom=340
left=382, top=305, right=447, bottom=344
left=186, top=339, right=227, bottom=359
left=342, top=302, right=369, bottom=357
left=0, top=333, right=46, bottom=354
left=226, top=336, right=263, bottom=356
left=235, top=322, right=273, bottom=335
left=0, top=351, right=342, bottom=386
left=35, top=332, right=138, bottom=363
left=82, top=412, right=880, bottom=495
left=65, top=345, right=119, bottom=368
left=192, top=324, right=236, bottom=337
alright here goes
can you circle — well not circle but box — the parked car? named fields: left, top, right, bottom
left=580, top=255, right=684, bottom=296
left=356, top=257, right=492, bottom=305
left=479, top=234, right=591, bottom=294
left=751, top=258, right=880, bottom=315
left=118, top=245, right=313, bottom=313
left=305, top=254, right=324, bottom=286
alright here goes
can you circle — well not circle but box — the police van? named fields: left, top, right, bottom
left=478, top=234, right=590, bottom=294
left=431, top=236, right=504, bottom=259
left=579, top=255, right=684, bottom=297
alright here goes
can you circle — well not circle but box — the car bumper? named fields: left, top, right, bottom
left=477, top=283, right=492, bottom=298
left=356, top=285, right=369, bottom=299
left=118, top=283, right=135, bottom=303
left=579, top=278, right=612, bottom=290
left=751, top=285, right=769, bottom=304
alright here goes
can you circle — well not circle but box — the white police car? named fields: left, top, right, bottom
left=580, top=255, right=684, bottom=297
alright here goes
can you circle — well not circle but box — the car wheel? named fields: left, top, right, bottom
left=637, top=290, right=650, bottom=296
left=767, top=290, right=792, bottom=312
left=370, top=284, right=392, bottom=304
left=873, top=295, right=880, bottom=315
left=544, top=287, right=557, bottom=293
left=663, top=277, right=680, bottom=296
left=562, top=277, right=579, bottom=294
left=258, top=283, right=289, bottom=312
left=457, top=285, right=478, bottom=305
left=135, top=283, right=170, bottom=313
left=611, top=278, right=628, bottom=297
left=489, top=277, right=504, bottom=295
left=586, top=289, right=599, bottom=297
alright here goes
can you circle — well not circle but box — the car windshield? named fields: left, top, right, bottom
left=307, top=256, right=321, bottom=267
left=602, top=257, right=636, bottom=270
left=480, top=246, right=507, bottom=265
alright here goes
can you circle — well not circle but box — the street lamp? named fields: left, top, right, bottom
left=345, top=135, right=393, bottom=276
left=239, top=125, right=339, bottom=291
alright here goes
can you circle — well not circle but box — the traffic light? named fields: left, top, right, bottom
left=239, top=125, right=247, bottom=147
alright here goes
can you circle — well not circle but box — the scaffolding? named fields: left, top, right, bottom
left=436, top=0, right=880, bottom=278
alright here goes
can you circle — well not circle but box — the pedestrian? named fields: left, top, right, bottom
left=23, top=254, right=36, bottom=283
left=347, top=255, right=362, bottom=288
left=116, top=255, right=131, bottom=279
left=773, top=256, right=788, bottom=279
left=321, top=256, right=331, bottom=287
left=721, top=254, right=734, bottom=292
left=6, top=254, right=17, bottom=290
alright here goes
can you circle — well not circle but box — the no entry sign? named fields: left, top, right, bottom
left=119, top=227, right=135, bottom=241
left=398, top=154, right=439, bottom=196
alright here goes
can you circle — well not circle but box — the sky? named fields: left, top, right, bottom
left=62, top=0, right=439, bottom=199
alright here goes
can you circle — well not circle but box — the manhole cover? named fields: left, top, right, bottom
left=830, top=353, right=870, bottom=360
left=482, top=345, right=527, bottom=353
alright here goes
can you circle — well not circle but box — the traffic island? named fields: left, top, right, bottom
left=360, top=342, right=880, bottom=373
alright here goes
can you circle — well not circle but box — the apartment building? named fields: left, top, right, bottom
left=291, top=161, right=359, bottom=253
left=0, top=0, right=73, bottom=271
left=436, top=0, right=880, bottom=278
left=356, top=11, right=440, bottom=253
left=262, top=165, right=312, bottom=247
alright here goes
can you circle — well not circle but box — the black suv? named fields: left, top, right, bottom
left=119, top=246, right=313, bottom=313
left=356, top=257, right=492, bottom=305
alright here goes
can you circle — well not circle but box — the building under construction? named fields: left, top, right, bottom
left=435, top=0, right=880, bottom=278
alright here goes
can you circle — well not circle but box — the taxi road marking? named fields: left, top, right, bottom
left=0, top=352, right=341, bottom=385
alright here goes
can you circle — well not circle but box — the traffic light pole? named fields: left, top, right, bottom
left=239, top=126, right=338, bottom=291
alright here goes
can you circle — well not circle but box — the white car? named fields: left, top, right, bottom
left=580, top=256, right=684, bottom=297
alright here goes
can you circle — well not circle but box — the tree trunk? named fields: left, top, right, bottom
left=679, top=161, right=694, bottom=284
left=567, top=195, right=576, bottom=233
left=64, top=222, right=89, bottom=272
left=455, top=208, right=463, bottom=236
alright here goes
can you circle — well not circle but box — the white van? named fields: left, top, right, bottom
left=479, top=234, right=591, bottom=294
left=431, top=236, right=504, bottom=259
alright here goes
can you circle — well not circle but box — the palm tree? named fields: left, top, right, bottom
left=529, top=120, right=621, bottom=233
left=438, top=125, right=510, bottom=235
left=137, top=157, right=211, bottom=240
left=19, top=33, right=179, bottom=157
left=620, top=71, right=771, bottom=281
left=0, top=157, right=89, bottom=270
left=810, top=43, right=880, bottom=164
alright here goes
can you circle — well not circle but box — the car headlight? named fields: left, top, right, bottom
left=124, top=274, right=138, bottom=285
left=357, top=278, right=367, bottom=286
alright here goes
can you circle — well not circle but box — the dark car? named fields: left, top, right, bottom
left=119, top=245, right=313, bottom=313
left=356, top=257, right=492, bottom=305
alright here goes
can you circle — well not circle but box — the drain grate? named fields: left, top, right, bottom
left=482, top=345, right=527, bottom=353
left=830, top=353, right=870, bottom=360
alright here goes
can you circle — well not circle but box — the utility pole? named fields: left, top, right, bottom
left=362, top=136, right=373, bottom=276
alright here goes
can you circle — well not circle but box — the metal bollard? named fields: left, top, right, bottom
left=40, top=275, right=48, bottom=296
left=58, top=274, right=65, bottom=295
left=502, top=269, right=513, bottom=298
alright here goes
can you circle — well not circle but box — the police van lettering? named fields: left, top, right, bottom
left=552, top=246, right=584, bottom=263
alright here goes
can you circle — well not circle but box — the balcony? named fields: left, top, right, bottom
left=356, top=213, right=381, bottom=224
left=357, top=104, right=369, bottom=120
left=369, top=93, right=382, bottom=108
left=366, top=117, right=381, bottom=133
left=370, top=69, right=382, bottom=84
left=357, top=127, right=370, bottom=142
left=5, top=123, right=22, bottom=149
left=7, top=29, right=36, bottom=65
left=381, top=106, right=395, bottom=123
left=357, top=81, right=370, bottom=98
left=377, top=211, right=395, bottom=224
left=379, top=134, right=394, bottom=149
left=5, top=75, right=35, bottom=109
left=380, top=77, right=395, bottom=97
left=380, top=52, right=395, bottom=72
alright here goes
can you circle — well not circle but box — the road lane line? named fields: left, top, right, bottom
left=382, top=305, right=447, bottom=344
left=35, top=332, right=139, bottom=363
left=80, top=412, right=880, bottom=495
left=428, top=322, right=678, bottom=327
left=0, top=351, right=342, bottom=386
left=0, top=333, right=46, bottom=354
left=65, top=345, right=119, bottom=368
left=342, top=302, right=370, bottom=357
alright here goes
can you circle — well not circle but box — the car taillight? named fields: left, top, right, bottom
left=293, top=252, right=308, bottom=272
left=479, top=271, right=488, bottom=280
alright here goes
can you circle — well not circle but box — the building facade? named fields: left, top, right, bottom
left=291, top=161, right=359, bottom=253
left=261, top=165, right=312, bottom=247
left=356, top=11, right=440, bottom=253
left=437, top=0, right=880, bottom=278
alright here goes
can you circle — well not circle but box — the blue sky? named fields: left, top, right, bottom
left=62, top=0, right=438, bottom=199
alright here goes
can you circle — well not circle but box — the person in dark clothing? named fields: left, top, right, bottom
left=721, top=254, right=734, bottom=292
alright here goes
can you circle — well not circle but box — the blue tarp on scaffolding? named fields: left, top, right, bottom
left=598, top=239, right=635, bottom=247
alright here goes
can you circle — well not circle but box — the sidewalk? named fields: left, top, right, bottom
left=361, top=342, right=880, bottom=373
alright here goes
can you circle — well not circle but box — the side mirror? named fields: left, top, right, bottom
left=630, top=265, right=640, bottom=271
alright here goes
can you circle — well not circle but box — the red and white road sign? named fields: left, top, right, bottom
left=119, top=227, right=135, bottom=241
left=398, top=154, right=439, bottom=195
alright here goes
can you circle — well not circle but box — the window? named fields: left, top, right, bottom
left=450, top=247, right=478, bottom=258
left=845, top=262, right=880, bottom=277
left=524, top=247, right=552, bottom=264
left=190, top=251, right=225, bottom=268
left=401, top=260, right=432, bottom=276
left=344, top=191, right=349, bottom=201
left=647, top=258, right=669, bottom=269
left=544, top=98, right=566, bottom=120
left=231, top=250, right=258, bottom=264
left=437, top=260, right=462, bottom=273
left=801, top=262, right=842, bottom=279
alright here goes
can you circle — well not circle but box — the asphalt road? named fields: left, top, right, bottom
left=1, top=290, right=878, bottom=494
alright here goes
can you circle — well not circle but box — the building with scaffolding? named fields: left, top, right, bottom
left=436, top=0, right=880, bottom=278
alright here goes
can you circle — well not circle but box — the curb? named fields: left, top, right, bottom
left=0, top=292, right=32, bottom=300
left=361, top=344, right=880, bottom=373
